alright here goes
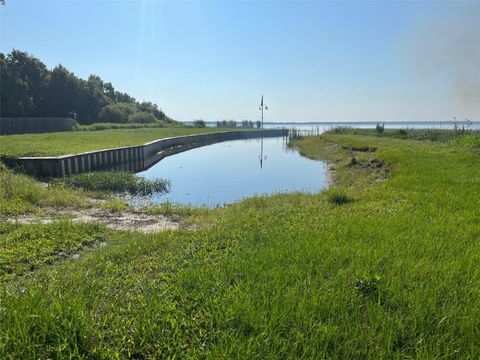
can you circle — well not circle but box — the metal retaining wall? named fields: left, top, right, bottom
left=17, top=129, right=288, bottom=177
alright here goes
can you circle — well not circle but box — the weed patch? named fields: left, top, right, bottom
left=325, top=188, right=353, bottom=205
left=59, top=171, right=170, bottom=196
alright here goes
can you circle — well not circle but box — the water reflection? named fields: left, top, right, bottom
left=136, top=137, right=328, bottom=207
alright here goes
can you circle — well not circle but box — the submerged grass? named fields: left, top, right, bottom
left=60, top=171, right=170, bottom=196
left=1, top=132, right=480, bottom=358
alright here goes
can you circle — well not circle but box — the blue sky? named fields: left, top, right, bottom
left=1, top=1, right=479, bottom=122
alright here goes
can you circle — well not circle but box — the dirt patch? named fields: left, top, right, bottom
left=342, top=145, right=377, bottom=152
left=326, top=162, right=337, bottom=186
left=363, top=159, right=385, bottom=169
left=6, top=208, right=180, bottom=233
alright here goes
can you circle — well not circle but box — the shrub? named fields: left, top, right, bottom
left=128, top=111, right=157, bottom=124
left=375, top=122, right=385, bottom=135
left=325, top=189, right=353, bottom=205
left=98, top=103, right=136, bottom=123
left=193, top=119, right=206, bottom=128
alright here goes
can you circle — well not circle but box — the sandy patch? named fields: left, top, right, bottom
left=6, top=208, right=179, bottom=233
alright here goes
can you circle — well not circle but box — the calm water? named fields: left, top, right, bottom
left=137, top=137, right=328, bottom=207
left=183, top=120, right=480, bottom=132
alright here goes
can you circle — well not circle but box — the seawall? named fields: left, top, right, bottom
left=17, top=129, right=288, bottom=177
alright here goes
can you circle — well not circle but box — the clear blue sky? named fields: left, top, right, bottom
left=1, top=1, right=479, bottom=122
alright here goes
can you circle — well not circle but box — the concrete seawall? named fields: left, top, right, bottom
left=18, top=129, right=288, bottom=177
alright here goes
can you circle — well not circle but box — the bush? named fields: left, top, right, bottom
left=98, top=103, right=136, bottom=123
left=375, top=123, right=385, bottom=135
left=61, top=171, right=170, bottom=196
left=128, top=111, right=157, bottom=124
left=325, top=189, right=353, bottom=205
left=193, top=120, right=206, bottom=128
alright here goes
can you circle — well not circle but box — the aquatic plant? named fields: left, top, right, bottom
left=60, top=171, right=170, bottom=196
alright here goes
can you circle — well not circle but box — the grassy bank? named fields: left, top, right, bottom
left=0, top=127, right=223, bottom=157
left=1, top=131, right=479, bottom=358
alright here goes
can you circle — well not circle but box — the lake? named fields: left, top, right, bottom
left=136, top=136, right=328, bottom=207
left=137, top=120, right=480, bottom=207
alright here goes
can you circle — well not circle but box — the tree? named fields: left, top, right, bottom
left=39, top=65, right=80, bottom=118
left=0, top=50, right=173, bottom=124
left=98, top=103, right=136, bottom=123
left=0, top=50, right=48, bottom=116
left=75, top=75, right=111, bottom=124
left=128, top=111, right=157, bottom=124
left=193, top=119, right=206, bottom=128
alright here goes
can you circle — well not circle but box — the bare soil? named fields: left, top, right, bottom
left=5, top=208, right=180, bottom=233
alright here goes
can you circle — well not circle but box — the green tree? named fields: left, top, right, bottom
left=39, top=65, right=80, bottom=118
left=98, top=103, right=136, bottom=123
left=0, top=50, right=48, bottom=117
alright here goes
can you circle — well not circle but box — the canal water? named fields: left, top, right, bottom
left=136, top=137, right=328, bottom=207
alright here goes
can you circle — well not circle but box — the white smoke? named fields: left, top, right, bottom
left=412, top=7, right=480, bottom=119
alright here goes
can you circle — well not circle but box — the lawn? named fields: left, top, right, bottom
left=0, top=127, right=224, bottom=157
left=1, top=131, right=479, bottom=358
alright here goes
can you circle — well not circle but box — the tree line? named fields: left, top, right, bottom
left=0, top=50, right=173, bottom=125
left=192, top=120, right=262, bottom=129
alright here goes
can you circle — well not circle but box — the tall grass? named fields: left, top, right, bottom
left=60, top=171, right=170, bottom=196
left=0, top=163, right=88, bottom=215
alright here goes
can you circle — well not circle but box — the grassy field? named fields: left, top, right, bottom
left=0, top=127, right=223, bottom=157
left=1, top=131, right=479, bottom=358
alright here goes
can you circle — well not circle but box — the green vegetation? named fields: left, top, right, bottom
left=193, top=119, right=207, bottom=128
left=324, top=188, right=353, bottom=205
left=1, top=131, right=480, bottom=358
left=0, top=221, right=111, bottom=281
left=76, top=122, right=170, bottom=131
left=0, top=50, right=172, bottom=125
left=60, top=171, right=170, bottom=196
left=330, top=126, right=480, bottom=144
left=0, top=127, right=221, bottom=157
left=0, top=163, right=89, bottom=216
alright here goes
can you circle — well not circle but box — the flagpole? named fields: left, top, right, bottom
left=261, top=94, right=264, bottom=130
left=260, top=95, right=264, bottom=169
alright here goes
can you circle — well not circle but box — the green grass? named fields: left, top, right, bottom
left=0, top=163, right=90, bottom=216
left=0, top=221, right=111, bottom=282
left=0, top=127, right=224, bottom=157
left=1, top=132, right=480, bottom=358
left=60, top=171, right=170, bottom=196
left=328, top=126, right=480, bottom=143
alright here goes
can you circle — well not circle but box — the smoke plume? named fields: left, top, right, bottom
left=412, top=7, right=480, bottom=119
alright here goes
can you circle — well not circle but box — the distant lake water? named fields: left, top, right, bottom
left=136, top=120, right=479, bottom=207
left=261, top=120, right=480, bottom=133
left=136, top=137, right=328, bottom=207
left=183, top=120, right=480, bottom=132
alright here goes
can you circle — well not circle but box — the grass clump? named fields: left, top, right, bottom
left=61, top=171, right=170, bottom=196
left=325, top=188, right=353, bottom=205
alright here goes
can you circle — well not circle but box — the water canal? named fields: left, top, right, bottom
left=136, top=137, right=328, bottom=207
